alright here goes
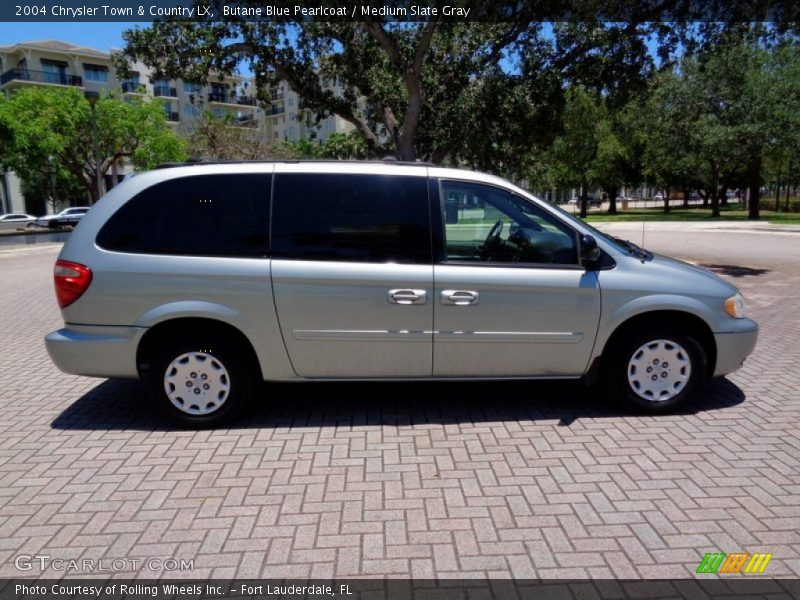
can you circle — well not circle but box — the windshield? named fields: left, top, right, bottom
left=541, top=199, right=635, bottom=255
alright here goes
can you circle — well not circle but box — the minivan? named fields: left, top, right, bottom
left=45, top=162, right=758, bottom=426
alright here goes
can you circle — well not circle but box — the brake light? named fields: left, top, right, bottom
left=54, top=260, right=93, bottom=308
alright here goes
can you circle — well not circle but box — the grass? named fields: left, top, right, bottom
left=579, top=204, right=800, bottom=225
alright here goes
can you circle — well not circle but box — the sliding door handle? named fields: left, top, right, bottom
left=388, top=289, right=427, bottom=305
left=441, top=290, right=479, bottom=306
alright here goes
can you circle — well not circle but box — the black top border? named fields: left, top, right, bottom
left=3, top=0, right=799, bottom=23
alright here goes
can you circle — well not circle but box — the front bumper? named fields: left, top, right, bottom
left=45, top=324, right=146, bottom=379
left=713, top=320, right=758, bottom=376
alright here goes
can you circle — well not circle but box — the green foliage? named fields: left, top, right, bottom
left=118, top=19, right=671, bottom=170
left=545, top=86, right=637, bottom=216
left=0, top=87, right=185, bottom=203
left=635, top=37, right=800, bottom=218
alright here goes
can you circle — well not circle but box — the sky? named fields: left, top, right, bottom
left=0, top=22, right=138, bottom=52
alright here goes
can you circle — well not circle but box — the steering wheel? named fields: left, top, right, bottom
left=483, top=220, right=504, bottom=248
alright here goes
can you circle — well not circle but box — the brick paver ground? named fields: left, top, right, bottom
left=0, top=232, right=798, bottom=579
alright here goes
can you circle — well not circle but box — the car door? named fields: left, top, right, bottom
left=432, top=178, right=601, bottom=377
left=270, top=166, right=433, bottom=378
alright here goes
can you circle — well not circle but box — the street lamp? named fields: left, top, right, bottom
left=84, top=90, right=102, bottom=203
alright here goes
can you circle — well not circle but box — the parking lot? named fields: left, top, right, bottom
left=0, top=229, right=798, bottom=579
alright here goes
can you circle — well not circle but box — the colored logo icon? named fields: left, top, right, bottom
left=696, top=552, right=773, bottom=574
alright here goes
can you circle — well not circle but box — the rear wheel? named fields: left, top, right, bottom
left=145, top=336, right=255, bottom=427
left=605, top=330, right=707, bottom=413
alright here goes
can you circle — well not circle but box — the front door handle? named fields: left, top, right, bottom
left=388, top=289, right=427, bottom=305
left=441, top=290, right=480, bottom=306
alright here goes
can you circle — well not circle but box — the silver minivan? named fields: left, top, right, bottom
left=45, top=162, right=758, bottom=426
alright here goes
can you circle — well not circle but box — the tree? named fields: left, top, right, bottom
left=0, top=87, right=185, bottom=204
left=117, top=14, right=676, bottom=167
left=319, top=132, right=371, bottom=159
left=638, top=37, right=800, bottom=219
left=547, top=87, right=607, bottom=218
left=187, top=111, right=294, bottom=160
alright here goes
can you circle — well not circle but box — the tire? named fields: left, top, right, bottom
left=144, top=336, right=255, bottom=427
left=604, top=329, right=707, bottom=413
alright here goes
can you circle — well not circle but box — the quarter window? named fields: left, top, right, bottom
left=96, top=174, right=270, bottom=257
left=440, top=180, right=578, bottom=266
left=271, top=174, right=431, bottom=263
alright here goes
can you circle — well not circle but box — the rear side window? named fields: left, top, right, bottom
left=271, top=173, right=431, bottom=263
left=97, top=174, right=270, bottom=257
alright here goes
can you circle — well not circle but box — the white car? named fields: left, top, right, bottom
left=0, top=213, right=37, bottom=230
left=35, top=207, right=91, bottom=229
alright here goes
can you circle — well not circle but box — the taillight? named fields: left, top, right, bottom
left=54, top=260, right=93, bottom=308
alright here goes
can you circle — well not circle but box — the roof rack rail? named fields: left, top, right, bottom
left=153, top=158, right=436, bottom=169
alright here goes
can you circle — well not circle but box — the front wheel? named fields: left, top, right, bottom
left=145, top=337, right=255, bottom=427
left=604, top=331, right=707, bottom=413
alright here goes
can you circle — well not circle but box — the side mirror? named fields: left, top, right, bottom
left=579, top=234, right=601, bottom=266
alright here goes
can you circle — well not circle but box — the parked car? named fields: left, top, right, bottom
left=0, top=213, right=37, bottom=230
left=34, top=207, right=91, bottom=229
left=567, top=195, right=602, bottom=207
left=45, top=161, right=758, bottom=426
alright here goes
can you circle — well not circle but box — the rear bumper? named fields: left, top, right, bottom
left=45, top=325, right=145, bottom=378
left=713, top=323, right=758, bottom=376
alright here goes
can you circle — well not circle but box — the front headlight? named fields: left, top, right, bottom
left=724, top=293, right=748, bottom=319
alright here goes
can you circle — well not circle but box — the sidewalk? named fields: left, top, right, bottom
left=591, top=220, right=800, bottom=235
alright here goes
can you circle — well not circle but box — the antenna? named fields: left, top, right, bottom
left=641, top=220, right=646, bottom=249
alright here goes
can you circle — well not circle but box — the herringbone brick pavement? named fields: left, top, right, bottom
left=0, top=237, right=797, bottom=579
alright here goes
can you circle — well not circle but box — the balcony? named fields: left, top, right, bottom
left=154, top=86, right=177, bottom=98
left=267, top=105, right=285, bottom=115
left=271, top=90, right=284, bottom=101
left=121, top=81, right=144, bottom=94
left=208, top=92, right=256, bottom=107
left=208, top=92, right=231, bottom=104
left=233, top=115, right=258, bottom=127
left=0, top=68, right=82, bottom=88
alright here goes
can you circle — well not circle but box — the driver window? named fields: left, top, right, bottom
left=441, top=180, right=579, bottom=266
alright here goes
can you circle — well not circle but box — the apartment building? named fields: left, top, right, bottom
left=0, top=39, right=354, bottom=214
left=265, top=78, right=354, bottom=143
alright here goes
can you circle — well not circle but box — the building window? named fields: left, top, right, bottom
left=182, top=104, right=201, bottom=117
left=40, top=60, right=68, bottom=85
left=83, top=64, right=108, bottom=83
left=120, top=73, right=141, bottom=93
left=183, top=82, right=201, bottom=95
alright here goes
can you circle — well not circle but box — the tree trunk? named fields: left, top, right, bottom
left=663, top=186, right=670, bottom=213
left=785, top=183, right=792, bottom=212
left=606, top=186, right=618, bottom=214
left=395, top=134, right=416, bottom=161
left=720, top=186, right=729, bottom=207
left=747, top=154, right=761, bottom=220
left=682, top=187, right=690, bottom=208
left=710, top=175, right=720, bottom=217
left=579, top=177, right=588, bottom=219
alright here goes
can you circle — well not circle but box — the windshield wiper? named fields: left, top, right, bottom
left=612, top=237, right=652, bottom=260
